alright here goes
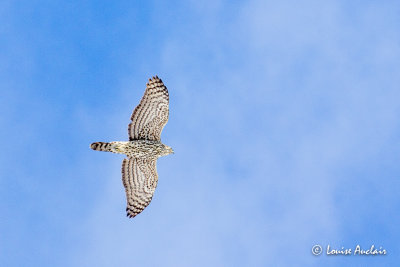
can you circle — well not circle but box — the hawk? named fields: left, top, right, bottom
left=90, top=76, right=173, bottom=218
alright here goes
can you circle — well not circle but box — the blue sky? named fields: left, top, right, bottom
left=1, top=0, right=399, bottom=266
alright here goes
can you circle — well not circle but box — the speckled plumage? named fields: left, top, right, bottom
left=90, top=76, right=173, bottom=218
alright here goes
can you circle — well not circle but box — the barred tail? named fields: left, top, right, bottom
left=90, top=142, right=113, bottom=152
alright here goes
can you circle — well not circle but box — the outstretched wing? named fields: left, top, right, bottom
left=121, top=158, right=158, bottom=218
left=128, top=76, right=169, bottom=141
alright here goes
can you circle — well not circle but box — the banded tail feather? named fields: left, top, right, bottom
left=90, top=142, right=113, bottom=152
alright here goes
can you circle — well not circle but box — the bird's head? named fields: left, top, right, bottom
left=161, top=145, right=174, bottom=156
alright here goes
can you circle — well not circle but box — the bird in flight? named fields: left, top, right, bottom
left=90, top=76, right=173, bottom=218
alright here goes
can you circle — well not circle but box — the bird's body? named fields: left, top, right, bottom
left=90, top=140, right=173, bottom=158
left=90, top=76, right=173, bottom=218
